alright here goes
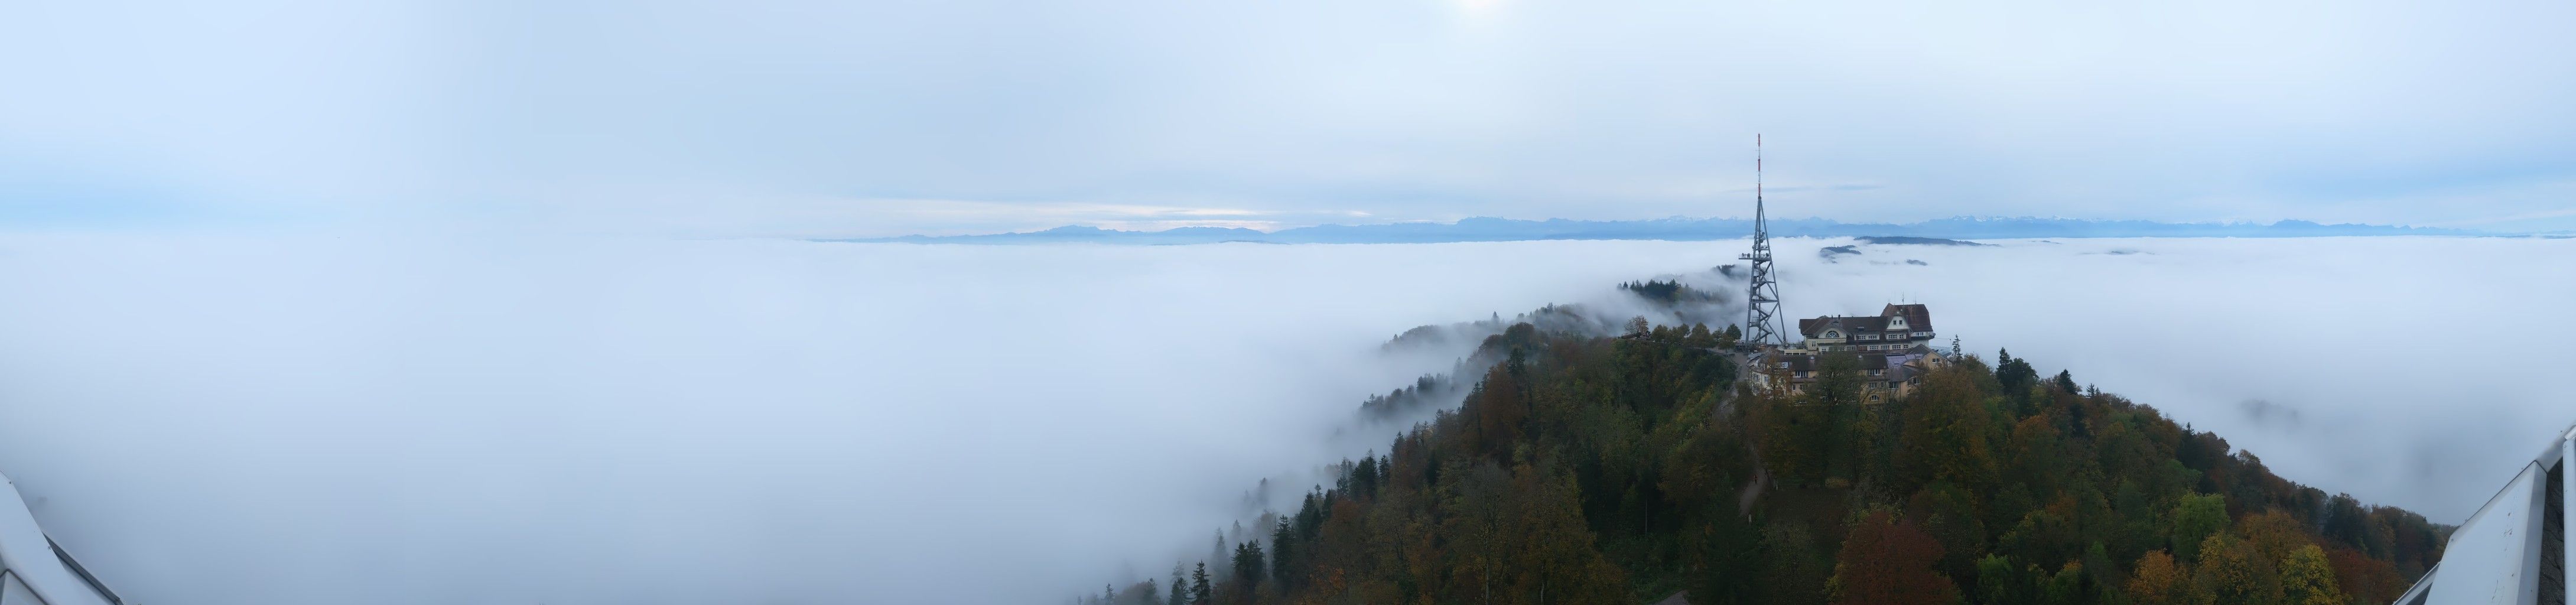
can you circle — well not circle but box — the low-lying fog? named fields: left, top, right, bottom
left=0, top=234, right=2566, bottom=604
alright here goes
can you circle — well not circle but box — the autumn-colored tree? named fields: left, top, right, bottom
left=2324, top=546, right=2405, bottom=605
left=2188, top=534, right=2279, bottom=605
left=1466, top=364, right=1528, bottom=458
left=1896, top=364, right=1996, bottom=492
left=2125, top=550, right=2184, bottom=605
left=1502, top=461, right=1627, bottom=605
left=1824, top=509, right=1959, bottom=605
left=2277, top=545, right=2345, bottom=605
left=2002, top=416, right=2064, bottom=496
left=1752, top=390, right=1824, bottom=484
left=2170, top=494, right=2228, bottom=562
left=2236, top=509, right=2312, bottom=566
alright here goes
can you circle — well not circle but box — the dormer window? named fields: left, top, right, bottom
left=1888, top=316, right=1909, bottom=329
left=1823, top=330, right=1841, bottom=339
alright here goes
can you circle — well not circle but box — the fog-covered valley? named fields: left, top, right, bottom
left=0, top=234, right=2567, bottom=604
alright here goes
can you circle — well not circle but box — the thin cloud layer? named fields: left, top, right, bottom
left=6, top=1, right=2574, bottom=235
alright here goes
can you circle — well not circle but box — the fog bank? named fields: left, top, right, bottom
left=0, top=235, right=2565, bottom=604
left=0, top=235, right=1726, bottom=604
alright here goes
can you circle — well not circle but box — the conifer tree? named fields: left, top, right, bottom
left=1269, top=518, right=1294, bottom=589
left=1189, top=562, right=1210, bottom=605
left=1230, top=541, right=1265, bottom=596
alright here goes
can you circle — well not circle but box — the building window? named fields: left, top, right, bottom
left=1869, top=369, right=1885, bottom=376
left=1794, top=371, right=1810, bottom=378
left=1823, top=330, right=1840, bottom=339
left=1856, top=333, right=1878, bottom=341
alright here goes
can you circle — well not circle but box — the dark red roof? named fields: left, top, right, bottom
left=1798, top=304, right=1935, bottom=339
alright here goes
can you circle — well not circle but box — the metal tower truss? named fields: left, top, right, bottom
left=1739, top=135, right=1788, bottom=349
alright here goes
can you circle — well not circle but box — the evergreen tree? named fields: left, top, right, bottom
left=1993, top=347, right=2039, bottom=396
left=1269, top=518, right=1295, bottom=589
left=1166, top=565, right=1187, bottom=605
left=1189, top=562, right=1210, bottom=605
left=1230, top=541, right=1264, bottom=594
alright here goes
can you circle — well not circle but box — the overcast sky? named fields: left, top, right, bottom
left=5, top=0, right=2574, bottom=237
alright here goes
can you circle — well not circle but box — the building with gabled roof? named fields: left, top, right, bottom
left=1796, top=303, right=1936, bottom=353
left=1757, top=303, right=1947, bottom=402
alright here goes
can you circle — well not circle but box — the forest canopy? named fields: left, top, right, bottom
left=1093, top=321, right=2445, bottom=605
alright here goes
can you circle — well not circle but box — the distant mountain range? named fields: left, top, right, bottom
left=837, top=216, right=2489, bottom=245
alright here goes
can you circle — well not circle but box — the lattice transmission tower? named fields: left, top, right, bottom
left=1739, top=135, right=1788, bottom=348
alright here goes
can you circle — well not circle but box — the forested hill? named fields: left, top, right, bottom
left=1098, top=322, right=2449, bottom=605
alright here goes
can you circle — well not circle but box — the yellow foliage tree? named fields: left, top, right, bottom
left=2278, top=545, right=2346, bottom=605
left=2125, top=549, right=2184, bottom=605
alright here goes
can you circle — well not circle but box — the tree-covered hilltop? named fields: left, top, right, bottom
left=1097, top=322, right=2448, bottom=605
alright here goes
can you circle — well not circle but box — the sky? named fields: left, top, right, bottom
left=5, top=0, right=2575, bottom=237
left=0, top=234, right=2568, bottom=604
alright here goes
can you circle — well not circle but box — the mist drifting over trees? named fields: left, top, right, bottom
left=0, top=234, right=2568, bottom=603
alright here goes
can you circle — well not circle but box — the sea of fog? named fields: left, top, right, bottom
left=0, top=234, right=2568, bottom=604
